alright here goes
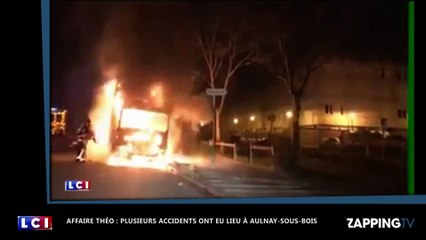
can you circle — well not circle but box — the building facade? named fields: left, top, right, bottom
left=223, top=59, right=407, bottom=138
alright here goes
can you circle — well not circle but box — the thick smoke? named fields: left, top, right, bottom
left=87, top=3, right=211, bottom=159
left=172, top=96, right=212, bottom=126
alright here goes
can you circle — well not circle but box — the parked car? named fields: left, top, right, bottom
left=386, top=135, right=406, bottom=148
left=317, top=137, right=342, bottom=159
left=321, top=137, right=341, bottom=145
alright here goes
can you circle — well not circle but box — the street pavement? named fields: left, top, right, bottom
left=51, top=136, right=322, bottom=200
left=184, top=153, right=407, bottom=197
left=51, top=152, right=214, bottom=200
left=51, top=151, right=324, bottom=200
left=51, top=136, right=405, bottom=199
left=178, top=154, right=326, bottom=197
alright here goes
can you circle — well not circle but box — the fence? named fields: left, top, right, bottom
left=215, top=142, right=237, bottom=160
left=201, top=140, right=276, bottom=166
left=248, top=142, right=274, bottom=164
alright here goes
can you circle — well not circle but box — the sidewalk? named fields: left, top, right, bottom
left=51, top=135, right=75, bottom=152
left=172, top=153, right=323, bottom=198
left=292, top=156, right=406, bottom=195
left=171, top=149, right=406, bottom=197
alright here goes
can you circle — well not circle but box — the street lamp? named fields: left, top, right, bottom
left=285, top=110, right=294, bottom=138
left=249, top=115, right=256, bottom=132
left=233, top=118, right=239, bottom=124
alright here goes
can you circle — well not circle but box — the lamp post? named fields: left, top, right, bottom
left=250, top=115, right=255, bottom=132
left=233, top=118, right=239, bottom=132
left=286, top=110, right=293, bottom=139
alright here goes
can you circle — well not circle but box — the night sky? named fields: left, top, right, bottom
left=51, top=1, right=407, bottom=128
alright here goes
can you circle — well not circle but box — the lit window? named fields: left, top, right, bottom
left=324, top=104, right=333, bottom=115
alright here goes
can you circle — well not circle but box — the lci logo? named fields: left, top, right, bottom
left=346, top=218, right=415, bottom=229
left=18, top=216, right=52, bottom=230
left=65, top=180, right=90, bottom=191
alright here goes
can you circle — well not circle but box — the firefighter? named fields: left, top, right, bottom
left=73, top=118, right=96, bottom=162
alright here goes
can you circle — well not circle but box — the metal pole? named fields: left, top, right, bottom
left=211, top=95, right=216, bottom=168
left=249, top=142, right=252, bottom=164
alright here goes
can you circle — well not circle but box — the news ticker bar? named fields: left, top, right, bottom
left=66, top=217, right=317, bottom=225
left=18, top=216, right=417, bottom=230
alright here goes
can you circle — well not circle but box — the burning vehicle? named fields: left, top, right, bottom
left=85, top=79, right=202, bottom=170
left=110, top=82, right=171, bottom=161
left=112, top=99, right=170, bottom=159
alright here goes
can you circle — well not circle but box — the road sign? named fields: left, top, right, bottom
left=206, top=88, right=227, bottom=96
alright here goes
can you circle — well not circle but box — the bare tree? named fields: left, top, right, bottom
left=195, top=18, right=258, bottom=142
left=267, top=3, right=350, bottom=167
left=276, top=35, right=328, bottom=166
left=267, top=113, right=276, bottom=133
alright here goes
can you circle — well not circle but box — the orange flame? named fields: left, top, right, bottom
left=85, top=79, right=204, bottom=170
left=113, top=90, right=124, bottom=122
left=150, top=83, right=164, bottom=109
left=119, top=108, right=168, bottom=132
left=86, top=79, right=119, bottom=162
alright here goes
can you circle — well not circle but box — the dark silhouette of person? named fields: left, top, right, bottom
left=74, top=118, right=96, bottom=162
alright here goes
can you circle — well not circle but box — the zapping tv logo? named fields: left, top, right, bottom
left=346, top=218, right=415, bottom=229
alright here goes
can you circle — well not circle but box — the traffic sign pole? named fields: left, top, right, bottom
left=211, top=95, right=216, bottom=169
left=206, top=88, right=227, bottom=169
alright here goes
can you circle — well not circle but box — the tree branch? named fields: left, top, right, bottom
left=213, top=54, right=224, bottom=79
left=278, top=75, right=292, bottom=94
left=278, top=37, right=293, bottom=92
left=228, top=45, right=257, bottom=80
left=298, top=61, right=325, bottom=94
left=198, top=36, right=210, bottom=65
left=196, top=20, right=258, bottom=113
left=197, top=33, right=215, bottom=87
left=209, top=20, right=220, bottom=69
left=226, top=33, right=237, bottom=78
